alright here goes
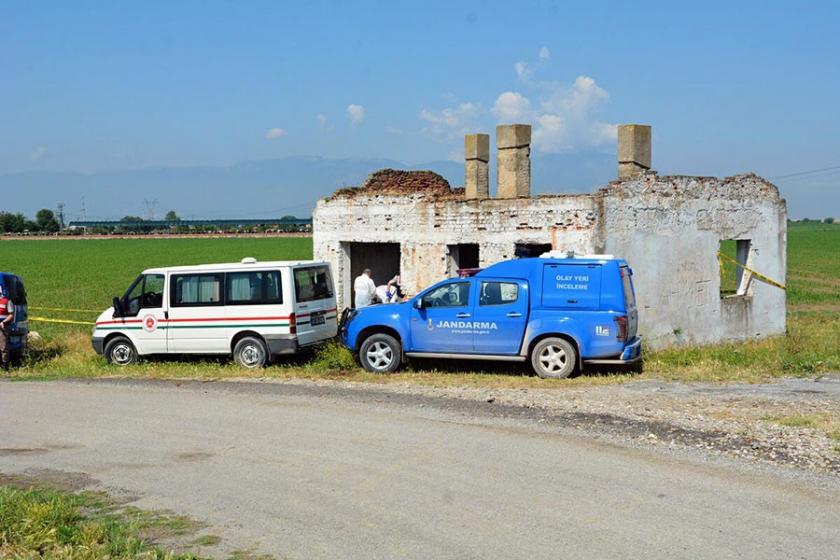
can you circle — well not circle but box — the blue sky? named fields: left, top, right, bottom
left=2, top=1, right=839, bottom=214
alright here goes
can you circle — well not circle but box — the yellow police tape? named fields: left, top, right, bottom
left=29, top=306, right=99, bottom=313
left=29, top=316, right=95, bottom=326
left=717, top=251, right=786, bottom=291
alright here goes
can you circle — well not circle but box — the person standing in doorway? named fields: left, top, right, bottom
left=354, top=268, right=376, bottom=308
left=0, top=285, right=15, bottom=371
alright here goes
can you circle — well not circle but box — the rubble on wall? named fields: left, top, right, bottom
left=329, top=168, right=453, bottom=199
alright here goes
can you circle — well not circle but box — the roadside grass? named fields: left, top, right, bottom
left=761, top=413, right=840, bottom=442
left=0, top=483, right=203, bottom=559
left=3, top=222, right=838, bottom=387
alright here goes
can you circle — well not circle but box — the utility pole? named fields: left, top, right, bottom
left=56, top=202, right=66, bottom=229
left=143, top=199, right=158, bottom=221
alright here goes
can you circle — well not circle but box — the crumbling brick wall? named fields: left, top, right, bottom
left=312, top=151, right=787, bottom=349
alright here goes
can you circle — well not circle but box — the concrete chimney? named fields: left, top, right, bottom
left=464, top=133, right=489, bottom=199
left=617, top=124, right=652, bottom=179
left=496, top=124, right=531, bottom=198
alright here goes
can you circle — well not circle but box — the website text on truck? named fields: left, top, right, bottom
left=92, top=258, right=337, bottom=368
left=340, top=253, right=641, bottom=378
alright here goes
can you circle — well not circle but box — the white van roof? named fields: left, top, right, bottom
left=142, top=259, right=329, bottom=275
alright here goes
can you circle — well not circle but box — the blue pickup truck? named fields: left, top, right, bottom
left=340, top=254, right=641, bottom=378
left=0, top=272, right=29, bottom=362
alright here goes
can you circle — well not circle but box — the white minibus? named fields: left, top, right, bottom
left=92, top=258, right=337, bottom=368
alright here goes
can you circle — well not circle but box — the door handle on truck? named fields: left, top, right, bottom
left=456, top=312, right=471, bottom=318
left=506, top=312, right=523, bottom=318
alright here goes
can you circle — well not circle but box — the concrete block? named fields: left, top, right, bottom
left=465, top=159, right=489, bottom=199
left=496, top=124, right=531, bottom=149
left=618, top=124, right=651, bottom=168
left=464, top=134, right=489, bottom=161
left=497, top=146, right=530, bottom=198
left=618, top=161, right=648, bottom=180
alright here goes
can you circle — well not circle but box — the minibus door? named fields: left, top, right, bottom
left=122, top=273, right=168, bottom=354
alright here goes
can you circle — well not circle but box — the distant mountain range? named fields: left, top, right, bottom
left=0, top=153, right=617, bottom=220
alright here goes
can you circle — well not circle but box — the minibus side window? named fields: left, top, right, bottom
left=171, top=274, right=224, bottom=307
left=226, top=271, right=282, bottom=305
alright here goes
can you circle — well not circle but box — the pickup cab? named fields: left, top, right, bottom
left=340, top=254, right=641, bottom=378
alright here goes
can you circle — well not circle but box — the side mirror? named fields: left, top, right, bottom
left=112, top=297, right=123, bottom=318
left=413, top=298, right=423, bottom=309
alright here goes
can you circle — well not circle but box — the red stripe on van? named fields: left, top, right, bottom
left=95, top=319, right=143, bottom=326
left=160, top=315, right=291, bottom=323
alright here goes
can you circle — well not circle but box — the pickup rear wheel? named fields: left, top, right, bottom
left=531, top=337, right=576, bottom=379
left=359, top=333, right=401, bottom=373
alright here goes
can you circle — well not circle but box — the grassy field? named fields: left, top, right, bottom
left=0, top=479, right=201, bottom=559
left=2, top=223, right=838, bottom=385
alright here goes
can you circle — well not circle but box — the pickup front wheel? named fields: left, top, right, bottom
left=531, top=337, right=576, bottom=379
left=359, top=333, right=401, bottom=373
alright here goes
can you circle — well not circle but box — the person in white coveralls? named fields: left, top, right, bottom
left=353, top=268, right=376, bottom=308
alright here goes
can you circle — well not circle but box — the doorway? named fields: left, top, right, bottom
left=347, top=242, right=401, bottom=307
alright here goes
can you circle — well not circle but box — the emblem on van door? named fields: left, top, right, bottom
left=427, top=318, right=434, bottom=331
left=595, top=325, right=610, bottom=336
left=143, top=314, right=158, bottom=333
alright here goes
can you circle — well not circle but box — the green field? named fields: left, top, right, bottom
left=1, top=223, right=838, bottom=384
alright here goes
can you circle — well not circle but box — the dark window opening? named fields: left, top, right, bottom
left=719, top=239, right=752, bottom=297
left=348, top=242, right=401, bottom=307
left=447, top=244, right=480, bottom=276
left=514, top=243, right=553, bottom=259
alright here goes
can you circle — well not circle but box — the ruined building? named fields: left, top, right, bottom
left=313, top=124, right=787, bottom=348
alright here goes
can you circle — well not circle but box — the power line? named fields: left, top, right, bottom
left=769, top=165, right=840, bottom=181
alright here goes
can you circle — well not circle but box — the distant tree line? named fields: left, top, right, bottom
left=1, top=208, right=311, bottom=235
left=0, top=209, right=60, bottom=233
left=791, top=217, right=835, bottom=224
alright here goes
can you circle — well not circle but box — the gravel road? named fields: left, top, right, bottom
left=1, top=379, right=838, bottom=559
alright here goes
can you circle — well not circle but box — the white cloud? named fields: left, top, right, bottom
left=514, top=61, right=533, bottom=82
left=541, top=75, right=609, bottom=117
left=491, top=65, right=615, bottom=153
left=491, top=91, right=533, bottom=123
left=347, top=104, right=365, bottom=125
left=538, top=46, right=550, bottom=61
left=29, top=146, right=46, bottom=162
left=264, top=128, right=287, bottom=139
left=419, top=101, right=481, bottom=138
left=316, top=114, right=327, bottom=128
left=385, top=125, right=403, bottom=135
left=529, top=75, right=614, bottom=152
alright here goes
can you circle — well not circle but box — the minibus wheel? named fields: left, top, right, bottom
left=233, top=336, right=268, bottom=369
left=359, top=333, right=401, bottom=373
left=530, top=337, right=576, bottom=379
left=104, top=336, right=138, bottom=366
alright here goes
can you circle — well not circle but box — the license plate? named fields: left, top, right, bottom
left=310, top=313, right=325, bottom=326
left=10, top=336, right=21, bottom=344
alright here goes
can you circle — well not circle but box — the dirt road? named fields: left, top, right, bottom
left=1, top=379, right=838, bottom=559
